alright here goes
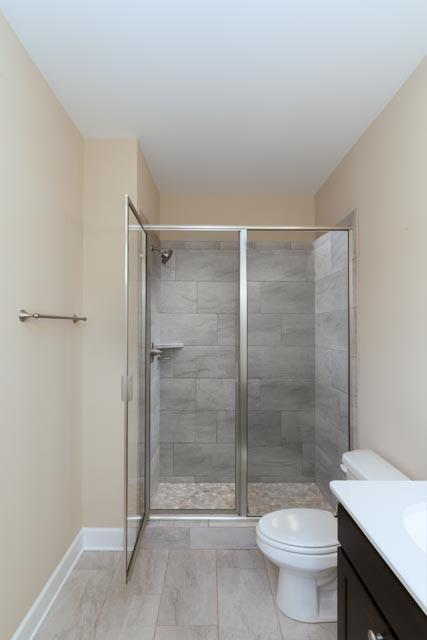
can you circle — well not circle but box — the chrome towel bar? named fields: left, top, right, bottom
left=19, top=309, right=87, bottom=323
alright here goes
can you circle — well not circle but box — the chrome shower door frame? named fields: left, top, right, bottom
left=123, top=195, right=149, bottom=580
left=142, top=224, right=352, bottom=519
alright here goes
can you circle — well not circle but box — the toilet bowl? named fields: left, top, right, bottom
left=256, top=449, right=409, bottom=623
left=257, top=508, right=338, bottom=622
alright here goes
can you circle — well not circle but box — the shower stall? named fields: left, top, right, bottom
left=123, top=196, right=353, bottom=574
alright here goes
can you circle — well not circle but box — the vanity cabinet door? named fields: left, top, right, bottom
left=338, top=548, right=397, bottom=640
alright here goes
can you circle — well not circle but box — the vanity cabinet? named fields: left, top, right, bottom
left=337, top=505, right=426, bottom=640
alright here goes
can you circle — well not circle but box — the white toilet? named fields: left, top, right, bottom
left=256, top=449, right=408, bottom=623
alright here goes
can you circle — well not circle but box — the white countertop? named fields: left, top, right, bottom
left=330, top=480, right=427, bottom=614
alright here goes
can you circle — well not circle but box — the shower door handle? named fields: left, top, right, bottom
left=150, top=347, right=163, bottom=361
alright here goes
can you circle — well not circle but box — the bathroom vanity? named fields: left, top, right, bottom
left=331, top=481, right=427, bottom=640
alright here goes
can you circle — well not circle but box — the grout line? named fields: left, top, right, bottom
left=154, top=548, right=170, bottom=632
left=91, top=555, right=120, bottom=636
left=263, top=556, right=285, bottom=640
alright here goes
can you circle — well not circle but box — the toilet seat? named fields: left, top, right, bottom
left=257, top=508, right=338, bottom=555
left=257, top=528, right=337, bottom=556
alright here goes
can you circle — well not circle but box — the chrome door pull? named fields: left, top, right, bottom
left=150, top=345, right=163, bottom=361
left=367, top=630, right=384, bottom=640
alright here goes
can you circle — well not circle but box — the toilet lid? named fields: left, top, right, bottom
left=258, top=508, right=337, bottom=550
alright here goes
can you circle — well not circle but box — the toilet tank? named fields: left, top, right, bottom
left=341, top=449, right=409, bottom=480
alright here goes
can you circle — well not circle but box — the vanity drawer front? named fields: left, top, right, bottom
left=338, top=505, right=426, bottom=640
left=338, top=547, right=397, bottom=640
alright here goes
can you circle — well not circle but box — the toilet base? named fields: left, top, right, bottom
left=276, top=566, right=337, bottom=623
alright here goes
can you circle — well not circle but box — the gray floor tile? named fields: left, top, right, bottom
left=93, top=549, right=168, bottom=639
left=158, top=550, right=217, bottom=626
left=277, top=609, right=337, bottom=640
left=218, top=567, right=282, bottom=640
left=155, top=626, right=218, bottom=640
left=95, top=596, right=159, bottom=639
left=265, top=558, right=279, bottom=594
left=35, top=569, right=113, bottom=640
left=190, top=527, right=256, bottom=549
left=142, top=527, right=190, bottom=549
left=216, top=549, right=265, bottom=568
left=74, top=551, right=121, bottom=571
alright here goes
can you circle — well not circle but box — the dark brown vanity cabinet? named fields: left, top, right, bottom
left=337, top=505, right=426, bottom=640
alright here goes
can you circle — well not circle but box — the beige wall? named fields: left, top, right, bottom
left=81, top=140, right=159, bottom=527
left=160, top=194, right=315, bottom=241
left=316, top=59, right=427, bottom=479
left=138, top=144, right=160, bottom=223
left=0, top=13, right=84, bottom=639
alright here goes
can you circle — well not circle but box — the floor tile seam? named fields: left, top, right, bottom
left=155, top=549, right=171, bottom=629
left=91, top=558, right=122, bottom=634
left=154, top=624, right=219, bottom=628
left=263, top=556, right=286, bottom=640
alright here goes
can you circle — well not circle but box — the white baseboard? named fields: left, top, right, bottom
left=12, top=528, right=123, bottom=640
left=82, top=527, right=123, bottom=551
left=11, top=530, right=84, bottom=640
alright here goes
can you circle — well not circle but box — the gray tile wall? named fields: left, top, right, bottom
left=247, top=244, right=315, bottom=483
left=157, top=240, right=318, bottom=485
left=314, top=231, right=349, bottom=503
left=158, top=241, right=238, bottom=483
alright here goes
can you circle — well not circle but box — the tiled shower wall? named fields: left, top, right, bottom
left=149, top=238, right=162, bottom=496
left=158, top=240, right=238, bottom=484
left=157, top=240, right=316, bottom=484
left=313, top=231, right=349, bottom=502
left=247, top=243, right=315, bottom=482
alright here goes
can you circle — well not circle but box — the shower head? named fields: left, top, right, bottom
left=160, top=249, right=173, bottom=264
left=150, top=246, right=174, bottom=264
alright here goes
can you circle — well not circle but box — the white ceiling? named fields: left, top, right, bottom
left=1, top=1, right=426, bottom=194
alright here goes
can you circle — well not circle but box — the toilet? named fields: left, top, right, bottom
left=256, top=449, right=409, bottom=623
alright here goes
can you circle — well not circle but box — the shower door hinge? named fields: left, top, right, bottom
left=121, top=375, right=133, bottom=402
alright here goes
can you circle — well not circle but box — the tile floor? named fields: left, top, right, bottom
left=151, top=482, right=331, bottom=513
left=35, top=521, right=337, bottom=640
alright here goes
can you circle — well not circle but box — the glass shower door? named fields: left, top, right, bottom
left=123, top=195, right=147, bottom=577
left=148, top=230, right=240, bottom=512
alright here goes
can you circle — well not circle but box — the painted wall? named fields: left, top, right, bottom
left=138, top=144, right=160, bottom=224
left=315, top=59, right=427, bottom=479
left=0, top=13, right=84, bottom=639
left=160, top=194, right=315, bottom=242
left=81, top=139, right=159, bottom=528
